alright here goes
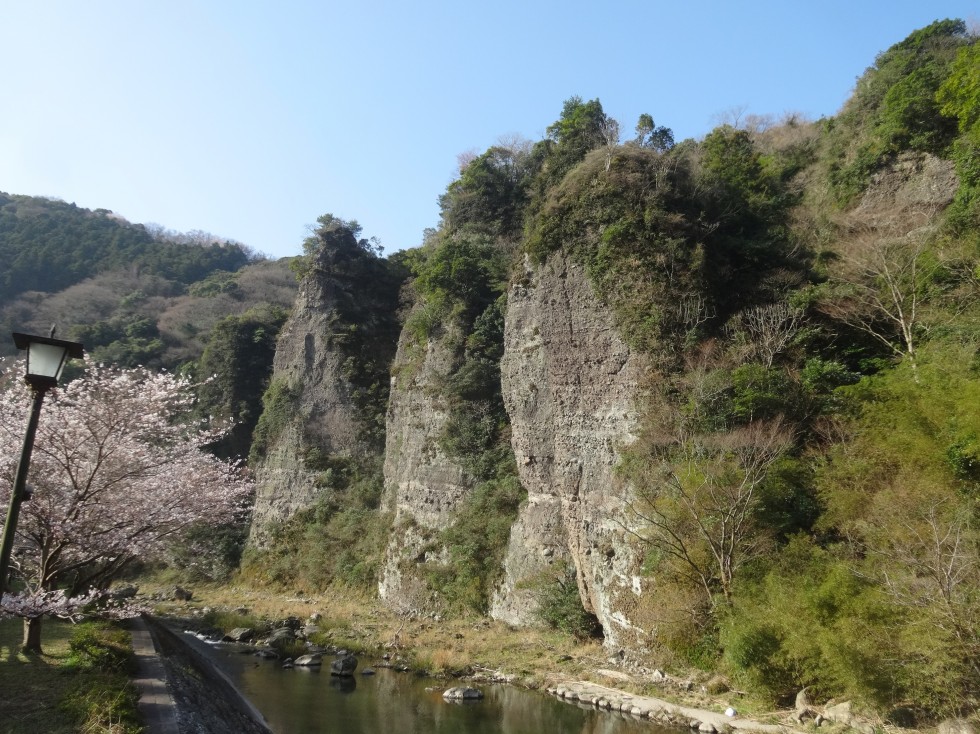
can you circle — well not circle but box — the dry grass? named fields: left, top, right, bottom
left=145, top=579, right=612, bottom=685
left=138, top=578, right=805, bottom=725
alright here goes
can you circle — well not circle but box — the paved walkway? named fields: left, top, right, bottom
left=129, top=617, right=180, bottom=734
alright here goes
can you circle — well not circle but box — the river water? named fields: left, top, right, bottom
left=195, top=640, right=672, bottom=734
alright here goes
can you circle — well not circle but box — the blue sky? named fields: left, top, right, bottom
left=1, top=1, right=976, bottom=259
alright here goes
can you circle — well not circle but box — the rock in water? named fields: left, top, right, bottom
left=330, top=653, right=358, bottom=676
left=224, top=627, right=254, bottom=642
left=443, top=687, right=484, bottom=701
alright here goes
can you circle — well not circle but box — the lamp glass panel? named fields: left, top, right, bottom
left=27, top=342, right=68, bottom=380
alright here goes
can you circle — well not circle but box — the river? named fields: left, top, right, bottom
left=192, top=638, right=673, bottom=734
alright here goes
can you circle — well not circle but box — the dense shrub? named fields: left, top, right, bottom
left=428, top=474, right=525, bottom=614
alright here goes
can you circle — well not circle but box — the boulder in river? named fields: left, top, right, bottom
left=294, top=654, right=323, bottom=667
left=330, top=653, right=358, bottom=676
left=443, top=687, right=484, bottom=701
left=224, top=628, right=254, bottom=643
left=264, top=628, right=296, bottom=645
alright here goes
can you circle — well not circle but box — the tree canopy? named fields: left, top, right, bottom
left=0, top=361, right=253, bottom=651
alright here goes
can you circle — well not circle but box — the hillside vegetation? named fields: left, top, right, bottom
left=0, top=193, right=298, bottom=461
left=3, top=18, right=979, bottom=724
left=344, top=18, right=979, bottom=720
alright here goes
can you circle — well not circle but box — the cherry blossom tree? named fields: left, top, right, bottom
left=0, top=359, right=253, bottom=652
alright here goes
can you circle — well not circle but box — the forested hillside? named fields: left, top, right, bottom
left=3, top=17, right=979, bottom=723
left=0, top=193, right=251, bottom=302
left=0, top=192, right=298, bottom=459
left=243, top=18, right=980, bottom=721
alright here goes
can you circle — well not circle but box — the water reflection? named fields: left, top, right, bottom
left=199, top=642, right=669, bottom=734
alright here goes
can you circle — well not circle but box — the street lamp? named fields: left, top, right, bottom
left=0, top=331, right=84, bottom=594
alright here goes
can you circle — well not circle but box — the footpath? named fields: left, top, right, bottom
left=130, top=615, right=274, bottom=734
left=129, top=617, right=180, bottom=734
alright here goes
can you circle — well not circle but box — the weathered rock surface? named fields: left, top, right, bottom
left=378, top=315, right=473, bottom=609
left=330, top=653, right=358, bottom=676
left=854, top=151, right=958, bottom=224
left=443, top=686, right=484, bottom=701
left=224, top=627, right=254, bottom=643
left=938, top=719, right=978, bottom=734
left=248, top=224, right=400, bottom=545
left=379, top=250, right=649, bottom=644
left=263, top=627, right=295, bottom=646
left=247, top=251, right=364, bottom=543
left=490, top=251, right=649, bottom=648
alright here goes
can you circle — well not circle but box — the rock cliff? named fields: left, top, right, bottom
left=249, top=152, right=959, bottom=648
left=490, top=251, right=649, bottom=648
left=377, top=315, right=474, bottom=609
left=376, top=248, right=649, bottom=647
left=248, top=222, right=401, bottom=545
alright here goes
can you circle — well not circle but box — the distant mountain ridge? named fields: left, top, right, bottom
left=0, top=192, right=253, bottom=302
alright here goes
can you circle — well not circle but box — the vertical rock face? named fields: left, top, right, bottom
left=247, top=276, right=357, bottom=544
left=378, top=316, right=473, bottom=610
left=258, top=226, right=651, bottom=645
left=491, top=252, right=649, bottom=649
left=248, top=225, right=399, bottom=545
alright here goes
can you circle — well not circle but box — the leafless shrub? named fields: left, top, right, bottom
left=625, top=417, right=794, bottom=607
left=725, top=302, right=804, bottom=368
left=822, top=235, right=934, bottom=376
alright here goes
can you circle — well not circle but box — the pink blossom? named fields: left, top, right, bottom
left=0, top=588, right=147, bottom=621
left=0, top=358, right=254, bottom=607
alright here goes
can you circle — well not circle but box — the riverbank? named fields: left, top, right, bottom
left=150, top=579, right=980, bottom=734
left=143, top=582, right=821, bottom=734
left=139, top=616, right=272, bottom=734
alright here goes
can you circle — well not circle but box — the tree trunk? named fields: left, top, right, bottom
left=22, top=616, right=43, bottom=654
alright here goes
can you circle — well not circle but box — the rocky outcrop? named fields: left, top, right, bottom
left=490, top=251, right=649, bottom=649
left=379, top=250, right=650, bottom=643
left=854, top=151, right=958, bottom=226
left=378, top=315, right=473, bottom=609
left=247, top=277, right=360, bottom=542
left=248, top=222, right=401, bottom=545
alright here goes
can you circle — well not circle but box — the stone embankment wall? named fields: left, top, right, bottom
left=145, top=617, right=273, bottom=734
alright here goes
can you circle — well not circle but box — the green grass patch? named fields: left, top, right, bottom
left=199, top=608, right=266, bottom=634
left=0, top=618, right=141, bottom=734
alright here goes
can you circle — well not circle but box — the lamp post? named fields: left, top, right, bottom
left=0, top=332, right=84, bottom=595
